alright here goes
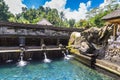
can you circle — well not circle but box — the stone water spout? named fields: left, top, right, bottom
left=62, top=51, right=70, bottom=60
left=17, top=48, right=27, bottom=67
left=41, top=44, right=51, bottom=63
left=66, top=49, right=74, bottom=58
left=6, top=54, right=13, bottom=63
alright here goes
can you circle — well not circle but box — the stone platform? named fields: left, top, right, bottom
left=72, top=49, right=120, bottom=80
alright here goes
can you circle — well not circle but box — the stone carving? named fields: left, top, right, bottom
left=68, top=25, right=113, bottom=58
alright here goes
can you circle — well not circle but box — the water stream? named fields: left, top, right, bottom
left=43, top=52, right=51, bottom=63
left=17, top=50, right=27, bottom=67
left=62, top=51, right=70, bottom=60
left=66, top=50, right=74, bottom=58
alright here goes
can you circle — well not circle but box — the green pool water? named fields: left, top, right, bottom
left=0, top=59, right=114, bottom=80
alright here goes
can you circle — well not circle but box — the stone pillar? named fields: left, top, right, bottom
left=40, top=38, right=44, bottom=46
left=117, top=24, right=120, bottom=35
left=2, top=38, right=7, bottom=46
left=57, top=39, right=60, bottom=46
left=113, top=24, right=117, bottom=40
left=19, top=36, right=25, bottom=48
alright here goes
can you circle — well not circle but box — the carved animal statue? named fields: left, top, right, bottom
left=68, top=25, right=113, bottom=55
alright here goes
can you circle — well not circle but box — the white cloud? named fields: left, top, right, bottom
left=99, top=1, right=110, bottom=8
left=32, top=5, right=35, bottom=9
left=99, top=0, right=120, bottom=8
left=87, top=1, right=91, bottom=7
left=44, top=0, right=66, bottom=11
left=44, top=0, right=91, bottom=22
left=64, top=3, right=88, bottom=21
left=4, top=0, right=26, bottom=15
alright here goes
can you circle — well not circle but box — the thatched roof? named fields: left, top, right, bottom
left=102, top=9, right=120, bottom=20
left=37, top=18, right=53, bottom=25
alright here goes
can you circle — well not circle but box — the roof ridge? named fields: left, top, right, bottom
left=102, top=9, right=120, bottom=20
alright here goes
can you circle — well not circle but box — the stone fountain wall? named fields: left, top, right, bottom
left=0, top=50, right=64, bottom=63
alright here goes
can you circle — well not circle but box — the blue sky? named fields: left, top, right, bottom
left=23, top=0, right=104, bottom=10
left=22, top=0, right=50, bottom=9
left=4, top=0, right=105, bottom=21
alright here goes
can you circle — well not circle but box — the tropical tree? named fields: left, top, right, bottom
left=74, top=19, right=89, bottom=28
left=0, top=0, right=11, bottom=21
left=22, top=7, right=27, bottom=12
left=68, top=19, right=75, bottom=27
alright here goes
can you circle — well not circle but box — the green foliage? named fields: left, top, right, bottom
left=68, top=19, right=75, bottom=27
left=1, top=0, right=120, bottom=28
left=17, top=16, right=29, bottom=24
left=74, top=19, right=89, bottom=28
left=13, top=6, right=68, bottom=27
left=46, top=9, right=60, bottom=26
left=0, top=0, right=11, bottom=21
left=86, top=3, right=120, bottom=28
left=88, top=12, right=108, bottom=27
left=8, top=16, right=17, bottom=22
left=22, top=8, right=38, bottom=23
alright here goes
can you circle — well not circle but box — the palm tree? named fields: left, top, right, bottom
left=22, top=7, right=27, bottom=13
left=60, top=11, right=64, bottom=20
left=60, top=11, right=64, bottom=27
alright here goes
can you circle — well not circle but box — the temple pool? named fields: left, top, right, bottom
left=0, top=59, right=114, bottom=80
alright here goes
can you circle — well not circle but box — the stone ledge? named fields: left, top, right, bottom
left=72, top=52, right=120, bottom=78
left=96, top=59, right=120, bottom=76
